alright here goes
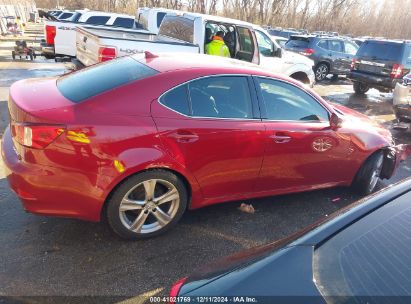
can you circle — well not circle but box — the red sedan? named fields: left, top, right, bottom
left=1, top=52, right=407, bottom=239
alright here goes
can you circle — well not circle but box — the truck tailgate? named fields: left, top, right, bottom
left=76, top=26, right=200, bottom=67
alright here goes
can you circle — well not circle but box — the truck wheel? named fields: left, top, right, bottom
left=106, top=170, right=188, bottom=240
left=315, top=63, right=329, bottom=82
left=352, top=151, right=384, bottom=196
left=353, top=82, right=369, bottom=95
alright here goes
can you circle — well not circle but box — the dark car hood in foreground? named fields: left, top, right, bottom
left=181, top=245, right=324, bottom=303
left=179, top=178, right=411, bottom=302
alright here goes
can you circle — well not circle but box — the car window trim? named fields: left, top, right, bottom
left=252, top=75, right=331, bottom=123
left=157, top=74, right=261, bottom=121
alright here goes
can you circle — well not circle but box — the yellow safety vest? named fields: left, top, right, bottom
left=205, top=39, right=230, bottom=58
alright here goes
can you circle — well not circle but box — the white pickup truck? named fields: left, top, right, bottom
left=42, top=10, right=152, bottom=58
left=76, top=12, right=315, bottom=86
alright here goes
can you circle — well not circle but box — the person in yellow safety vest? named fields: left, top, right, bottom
left=205, top=31, right=230, bottom=58
left=16, top=17, right=25, bottom=34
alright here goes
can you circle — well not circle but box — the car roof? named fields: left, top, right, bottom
left=133, top=52, right=276, bottom=76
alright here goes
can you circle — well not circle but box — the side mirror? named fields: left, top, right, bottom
left=274, top=47, right=282, bottom=58
left=330, top=112, right=343, bottom=129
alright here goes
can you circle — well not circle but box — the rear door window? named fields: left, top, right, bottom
left=85, top=16, right=110, bottom=25
left=357, top=41, right=403, bottom=61
left=158, top=15, right=194, bottom=43
left=188, top=76, right=253, bottom=119
left=317, top=39, right=329, bottom=50
left=329, top=40, right=344, bottom=52
left=160, top=85, right=190, bottom=116
left=57, top=57, right=158, bottom=103
left=112, top=17, right=134, bottom=28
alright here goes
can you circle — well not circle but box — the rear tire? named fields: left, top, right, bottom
left=353, top=82, right=369, bottom=95
left=106, top=170, right=188, bottom=240
left=352, top=151, right=384, bottom=196
left=315, top=63, right=329, bottom=82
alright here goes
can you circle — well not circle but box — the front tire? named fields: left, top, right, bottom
left=315, top=63, right=329, bottom=82
left=352, top=151, right=384, bottom=196
left=106, top=170, right=188, bottom=240
left=353, top=82, right=369, bottom=95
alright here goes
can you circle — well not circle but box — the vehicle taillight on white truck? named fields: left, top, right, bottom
left=45, top=25, right=56, bottom=45
left=98, top=47, right=117, bottom=62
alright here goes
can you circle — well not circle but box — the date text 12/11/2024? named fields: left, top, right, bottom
left=149, top=296, right=258, bottom=303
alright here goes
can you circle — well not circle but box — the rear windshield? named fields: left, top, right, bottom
left=158, top=15, right=194, bottom=43
left=314, top=190, right=411, bottom=300
left=112, top=17, right=134, bottom=28
left=59, top=13, right=73, bottom=20
left=85, top=16, right=110, bottom=26
left=285, top=37, right=309, bottom=48
left=357, top=40, right=404, bottom=61
left=57, top=57, right=158, bottom=103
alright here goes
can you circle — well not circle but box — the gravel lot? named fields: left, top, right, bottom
left=0, top=23, right=410, bottom=303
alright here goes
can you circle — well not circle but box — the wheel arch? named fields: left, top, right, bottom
left=316, top=61, right=331, bottom=70
left=351, top=147, right=392, bottom=186
left=290, top=71, right=310, bottom=84
left=100, top=166, right=195, bottom=221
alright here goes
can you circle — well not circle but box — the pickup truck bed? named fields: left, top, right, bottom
left=76, top=26, right=200, bottom=66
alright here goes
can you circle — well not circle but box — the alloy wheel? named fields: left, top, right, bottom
left=368, top=154, right=383, bottom=193
left=119, top=179, right=180, bottom=234
left=315, top=64, right=328, bottom=81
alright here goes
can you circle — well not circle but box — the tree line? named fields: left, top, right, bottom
left=36, top=0, right=411, bottom=39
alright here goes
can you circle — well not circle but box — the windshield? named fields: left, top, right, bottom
left=313, top=190, right=411, bottom=302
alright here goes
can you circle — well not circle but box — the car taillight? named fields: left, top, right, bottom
left=300, top=48, right=315, bottom=56
left=391, top=64, right=403, bottom=79
left=45, top=25, right=56, bottom=45
left=169, top=277, right=187, bottom=303
left=98, top=47, right=117, bottom=62
left=351, top=58, right=357, bottom=70
left=11, top=122, right=65, bottom=149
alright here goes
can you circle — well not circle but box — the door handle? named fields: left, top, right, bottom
left=270, top=134, right=292, bottom=143
left=167, top=131, right=199, bottom=143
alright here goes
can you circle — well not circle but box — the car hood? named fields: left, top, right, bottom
left=283, top=49, right=314, bottom=67
left=181, top=246, right=324, bottom=301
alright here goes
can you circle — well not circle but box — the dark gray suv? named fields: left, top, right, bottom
left=285, top=35, right=359, bottom=81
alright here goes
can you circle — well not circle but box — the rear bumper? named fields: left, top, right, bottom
left=40, top=43, right=55, bottom=56
left=1, top=127, right=104, bottom=222
left=394, top=104, right=411, bottom=122
left=349, top=71, right=398, bottom=90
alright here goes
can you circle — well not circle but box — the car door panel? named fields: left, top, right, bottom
left=257, top=121, right=354, bottom=192
left=253, top=76, right=355, bottom=192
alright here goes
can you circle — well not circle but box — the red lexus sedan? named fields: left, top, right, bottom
left=1, top=52, right=408, bottom=239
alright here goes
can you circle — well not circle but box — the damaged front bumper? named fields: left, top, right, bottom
left=381, top=144, right=411, bottom=179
